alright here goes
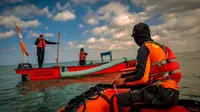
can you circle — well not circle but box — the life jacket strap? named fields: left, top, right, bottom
left=150, top=69, right=181, bottom=79
left=151, top=59, right=177, bottom=67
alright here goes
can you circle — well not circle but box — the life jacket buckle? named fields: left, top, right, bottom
left=158, top=63, right=162, bottom=67
left=159, top=60, right=167, bottom=66
left=166, top=59, right=171, bottom=63
left=169, top=71, right=174, bottom=75
left=162, top=72, right=169, bottom=79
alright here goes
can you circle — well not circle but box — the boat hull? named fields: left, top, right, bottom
left=15, top=60, right=137, bottom=81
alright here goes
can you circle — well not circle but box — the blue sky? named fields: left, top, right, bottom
left=0, top=0, right=200, bottom=65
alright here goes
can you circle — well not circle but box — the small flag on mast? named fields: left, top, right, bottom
left=19, top=40, right=29, bottom=56
left=14, top=21, right=22, bottom=39
left=14, top=21, right=29, bottom=56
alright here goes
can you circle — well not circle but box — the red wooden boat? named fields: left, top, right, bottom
left=15, top=60, right=137, bottom=81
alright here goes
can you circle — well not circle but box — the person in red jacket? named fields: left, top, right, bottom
left=35, top=34, right=58, bottom=68
left=111, top=23, right=182, bottom=112
left=78, top=48, right=88, bottom=66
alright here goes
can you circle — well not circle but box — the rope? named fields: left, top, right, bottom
left=113, top=84, right=118, bottom=94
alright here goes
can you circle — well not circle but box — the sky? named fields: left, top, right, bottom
left=0, top=0, right=200, bottom=65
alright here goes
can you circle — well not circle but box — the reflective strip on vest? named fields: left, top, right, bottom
left=150, top=69, right=181, bottom=79
left=151, top=59, right=177, bottom=67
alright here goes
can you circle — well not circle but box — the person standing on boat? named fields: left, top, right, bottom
left=78, top=48, right=88, bottom=66
left=35, top=34, right=58, bottom=68
left=111, top=23, right=182, bottom=112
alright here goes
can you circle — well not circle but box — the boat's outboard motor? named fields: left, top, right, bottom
left=17, top=63, right=32, bottom=81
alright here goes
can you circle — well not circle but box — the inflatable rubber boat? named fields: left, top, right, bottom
left=57, top=84, right=200, bottom=112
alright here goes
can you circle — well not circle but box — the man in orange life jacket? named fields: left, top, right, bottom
left=35, top=34, right=58, bottom=68
left=111, top=23, right=182, bottom=112
left=78, top=48, right=88, bottom=66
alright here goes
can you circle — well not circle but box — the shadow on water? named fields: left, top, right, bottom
left=15, top=72, right=123, bottom=94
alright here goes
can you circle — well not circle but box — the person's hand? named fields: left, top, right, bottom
left=111, top=74, right=121, bottom=85
left=115, top=78, right=125, bottom=86
left=84, top=52, right=88, bottom=55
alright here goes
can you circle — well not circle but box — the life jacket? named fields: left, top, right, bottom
left=37, top=40, right=46, bottom=48
left=79, top=52, right=87, bottom=61
left=145, top=42, right=182, bottom=90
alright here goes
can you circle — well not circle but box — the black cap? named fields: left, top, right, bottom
left=39, top=34, right=44, bottom=38
left=131, top=23, right=152, bottom=46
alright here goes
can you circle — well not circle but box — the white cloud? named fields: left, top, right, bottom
left=129, top=0, right=200, bottom=53
left=149, top=8, right=200, bottom=42
left=131, top=0, right=200, bottom=14
left=87, top=37, right=96, bottom=43
left=110, top=14, right=139, bottom=28
left=97, top=2, right=129, bottom=21
left=45, top=33, right=55, bottom=37
left=162, top=9, right=200, bottom=32
left=67, top=41, right=74, bottom=47
left=88, top=1, right=149, bottom=42
left=0, top=16, right=40, bottom=28
left=71, top=0, right=100, bottom=4
left=82, top=30, right=89, bottom=36
left=77, top=44, right=84, bottom=48
left=81, top=2, right=146, bottom=53
left=126, top=41, right=134, bottom=46
left=96, top=2, right=148, bottom=28
left=152, top=35, right=161, bottom=41
left=79, top=24, right=84, bottom=28
left=99, top=37, right=107, bottom=42
left=87, top=18, right=98, bottom=25
left=2, top=5, right=53, bottom=18
left=0, top=30, right=16, bottom=39
left=28, top=31, right=38, bottom=37
left=92, top=25, right=108, bottom=35
left=84, top=2, right=140, bottom=27
left=113, top=30, right=130, bottom=39
left=84, top=7, right=100, bottom=26
left=41, top=7, right=53, bottom=18
left=53, top=10, right=76, bottom=21
left=6, top=0, right=23, bottom=3
left=56, top=2, right=70, bottom=11
left=28, top=31, right=55, bottom=38
left=88, top=45, right=99, bottom=49
left=109, top=44, right=122, bottom=50
left=2, top=5, right=39, bottom=17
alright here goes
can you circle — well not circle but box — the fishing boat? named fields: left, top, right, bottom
left=57, top=84, right=200, bottom=112
left=15, top=51, right=137, bottom=81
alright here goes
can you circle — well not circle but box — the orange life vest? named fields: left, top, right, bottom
left=37, top=40, right=46, bottom=48
left=145, top=42, right=182, bottom=90
left=79, top=53, right=86, bottom=61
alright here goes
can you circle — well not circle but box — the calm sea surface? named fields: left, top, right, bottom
left=0, top=52, right=200, bottom=112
